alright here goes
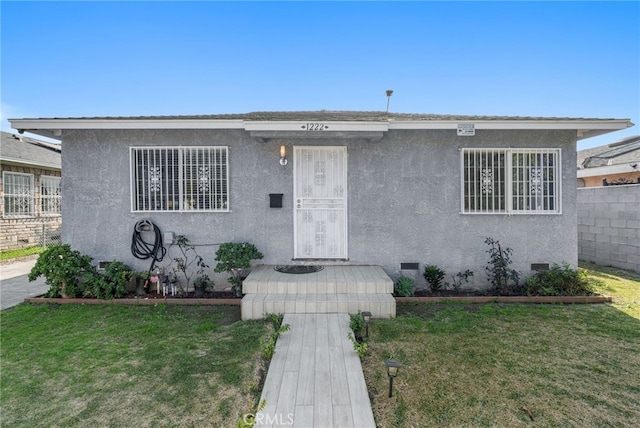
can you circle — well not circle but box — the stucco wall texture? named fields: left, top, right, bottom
left=577, top=185, right=640, bottom=272
left=61, top=128, right=577, bottom=289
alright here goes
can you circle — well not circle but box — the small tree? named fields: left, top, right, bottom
left=170, top=235, right=209, bottom=295
left=484, top=237, right=520, bottom=294
left=214, top=242, right=263, bottom=295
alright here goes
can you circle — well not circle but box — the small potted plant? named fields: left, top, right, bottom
left=130, top=271, right=153, bottom=296
left=28, top=244, right=93, bottom=298
left=214, top=242, right=263, bottom=297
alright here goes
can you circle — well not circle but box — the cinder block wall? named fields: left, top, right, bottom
left=577, top=185, right=640, bottom=272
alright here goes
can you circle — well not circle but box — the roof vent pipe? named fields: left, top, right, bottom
left=385, top=90, right=394, bottom=113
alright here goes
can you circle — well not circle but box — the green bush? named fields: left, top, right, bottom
left=526, top=263, right=596, bottom=296
left=424, top=265, right=446, bottom=292
left=90, top=261, right=133, bottom=299
left=394, top=276, right=415, bottom=297
left=348, top=332, right=368, bottom=361
left=28, top=244, right=93, bottom=298
left=214, top=242, right=263, bottom=294
left=349, top=311, right=365, bottom=339
left=448, top=269, right=474, bottom=291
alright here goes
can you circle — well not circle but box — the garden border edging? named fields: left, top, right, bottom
left=395, top=295, right=612, bottom=304
left=24, top=296, right=241, bottom=306
left=23, top=295, right=611, bottom=307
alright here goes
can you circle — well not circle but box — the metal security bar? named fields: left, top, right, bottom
left=461, top=148, right=561, bottom=214
left=462, top=149, right=506, bottom=213
left=130, top=146, right=228, bottom=212
left=511, top=149, right=560, bottom=214
left=40, top=176, right=62, bottom=215
left=2, top=172, right=34, bottom=217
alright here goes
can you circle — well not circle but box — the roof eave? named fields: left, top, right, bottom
left=9, top=117, right=633, bottom=141
left=578, top=163, right=639, bottom=177
left=1, top=157, right=61, bottom=171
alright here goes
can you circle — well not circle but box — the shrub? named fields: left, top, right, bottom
left=28, top=244, right=93, bottom=298
left=484, top=237, right=520, bottom=293
left=90, top=261, right=133, bottom=299
left=394, top=276, right=415, bottom=297
left=526, top=264, right=596, bottom=296
left=214, top=242, right=264, bottom=294
left=424, top=265, right=446, bottom=292
left=265, top=313, right=285, bottom=331
left=348, top=332, right=368, bottom=361
left=349, top=311, right=365, bottom=339
left=447, top=269, right=474, bottom=291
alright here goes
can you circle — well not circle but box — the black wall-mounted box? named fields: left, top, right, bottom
left=269, top=193, right=283, bottom=208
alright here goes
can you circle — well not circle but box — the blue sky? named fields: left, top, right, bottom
left=1, top=1, right=638, bottom=150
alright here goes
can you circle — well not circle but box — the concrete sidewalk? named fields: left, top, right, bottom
left=0, top=258, right=47, bottom=311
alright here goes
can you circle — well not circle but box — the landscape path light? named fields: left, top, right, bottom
left=362, top=311, right=372, bottom=338
left=385, top=358, right=401, bottom=397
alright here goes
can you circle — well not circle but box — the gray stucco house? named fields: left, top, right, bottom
left=9, top=112, right=632, bottom=296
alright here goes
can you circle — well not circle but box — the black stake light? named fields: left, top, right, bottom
left=362, top=311, right=372, bottom=338
left=385, top=358, right=401, bottom=397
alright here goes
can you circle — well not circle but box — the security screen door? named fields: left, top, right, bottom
left=293, top=146, right=348, bottom=259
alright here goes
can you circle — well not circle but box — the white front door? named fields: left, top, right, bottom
left=294, top=146, right=348, bottom=259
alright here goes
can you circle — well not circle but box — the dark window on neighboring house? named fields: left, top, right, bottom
left=41, top=176, right=62, bottom=215
left=3, top=172, right=34, bottom=217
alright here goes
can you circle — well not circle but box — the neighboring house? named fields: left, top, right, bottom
left=577, top=135, right=640, bottom=187
left=1, top=131, right=62, bottom=251
left=9, top=112, right=632, bottom=289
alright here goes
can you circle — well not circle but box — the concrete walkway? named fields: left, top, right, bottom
left=0, top=258, right=47, bottom=311
left=256, top=313, right=376, bottom=428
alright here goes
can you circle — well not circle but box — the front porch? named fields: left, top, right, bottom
left=240, top=264, right=396, bottom=320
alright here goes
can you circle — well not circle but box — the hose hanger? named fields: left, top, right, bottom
left=135, top=219, right=153, bottom=233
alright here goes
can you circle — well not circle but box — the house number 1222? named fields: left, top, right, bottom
left=302, top=123, right=328, bottom=131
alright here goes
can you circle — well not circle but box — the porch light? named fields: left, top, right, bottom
left=385, top=358, right=401, bottom=397
left=362, top=311, right=372, bottom=338
left=279, top=145, right=288, bottom=166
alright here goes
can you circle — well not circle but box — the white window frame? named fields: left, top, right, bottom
left=461, top=148, right=562, bottom=215
left=2, top=172, right=35, bottom=217
left=40, top=176, right=62, bottom=216
left=130, top=146, right=229, bottom=213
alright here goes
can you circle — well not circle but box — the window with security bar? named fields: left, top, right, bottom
left=41, top=176, right=61, bottom=215
left=3, top=172, right=34, bottom=217
left=461, top=148, right=561, bottom=214
left=130, top=147, right=229, bottom=212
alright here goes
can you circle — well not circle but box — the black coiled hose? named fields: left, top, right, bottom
left=131, top=220, right=167, bottom=280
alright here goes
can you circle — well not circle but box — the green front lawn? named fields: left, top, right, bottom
left=1, top=263, right=638, bottom=427
left=364, top=264, right=640, bottom=427
left=0, top=304, right=265, bottom=427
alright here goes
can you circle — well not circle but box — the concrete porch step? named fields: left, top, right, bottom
left=241, top=293, right=396, bottom=320
left=242, top=264, right=393, bottom=295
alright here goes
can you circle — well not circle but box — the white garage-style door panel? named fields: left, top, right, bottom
left=294, top=146, right=348, bottom=259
